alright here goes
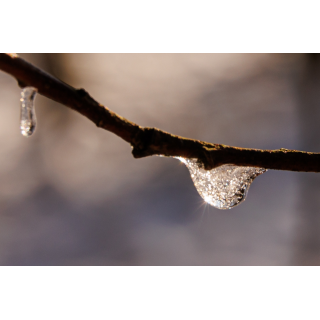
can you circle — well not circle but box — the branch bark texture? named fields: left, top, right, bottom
left=0, top=53, right=319, bottom=172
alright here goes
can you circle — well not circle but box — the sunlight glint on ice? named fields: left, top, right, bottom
left=178, top=157, right=266, bottom=209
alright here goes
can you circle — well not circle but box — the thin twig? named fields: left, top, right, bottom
left=0, top=53, right=319, bottom=172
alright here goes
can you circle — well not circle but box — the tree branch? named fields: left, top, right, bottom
left=0, top=53, right=319, bottom=172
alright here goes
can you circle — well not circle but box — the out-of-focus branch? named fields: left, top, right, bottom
left=0, top=53, right=320, bottom=172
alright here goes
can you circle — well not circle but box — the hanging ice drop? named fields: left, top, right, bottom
left=178, top=158, right=266, bottom=209
left=20, top=87, right=37, bottom=137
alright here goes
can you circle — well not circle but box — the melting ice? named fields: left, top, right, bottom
left=20, top=87, right=37, bottom=137
left=178, top=157, right=266, bottom=209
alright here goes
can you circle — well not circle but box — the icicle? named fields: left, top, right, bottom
left=178, top=157, right=266, bottom=209
left=20, top=87, right=37, bottom=137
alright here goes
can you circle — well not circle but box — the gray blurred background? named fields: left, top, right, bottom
left=0, top=53, right=318, bottom=265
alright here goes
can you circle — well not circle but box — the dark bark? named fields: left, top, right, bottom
left=1, top=53, right=320, bottom=172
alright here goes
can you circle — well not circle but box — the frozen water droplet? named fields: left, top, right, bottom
left=178, top=157, right=267, bottom=209
left=20, top=87, right=37, bottom=137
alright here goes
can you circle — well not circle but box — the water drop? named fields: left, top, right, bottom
left=20, top=87, right=37, bottom=137
left=178, top=157, right=266, bottom=209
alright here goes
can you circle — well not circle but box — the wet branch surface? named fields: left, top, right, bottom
left=0, top=53, right=320, bottom=172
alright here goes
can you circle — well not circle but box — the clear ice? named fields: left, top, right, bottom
left=20, top=87, right=37, bottom=137
left=178, top=158, right=266, bottom=209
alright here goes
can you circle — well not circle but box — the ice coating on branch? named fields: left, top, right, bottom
left=178, top=158, right=267, bottom=209
left=20, top=87, right=37, bottom=137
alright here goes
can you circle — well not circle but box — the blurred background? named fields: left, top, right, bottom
left=0, top=53, right=318, bottom=265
